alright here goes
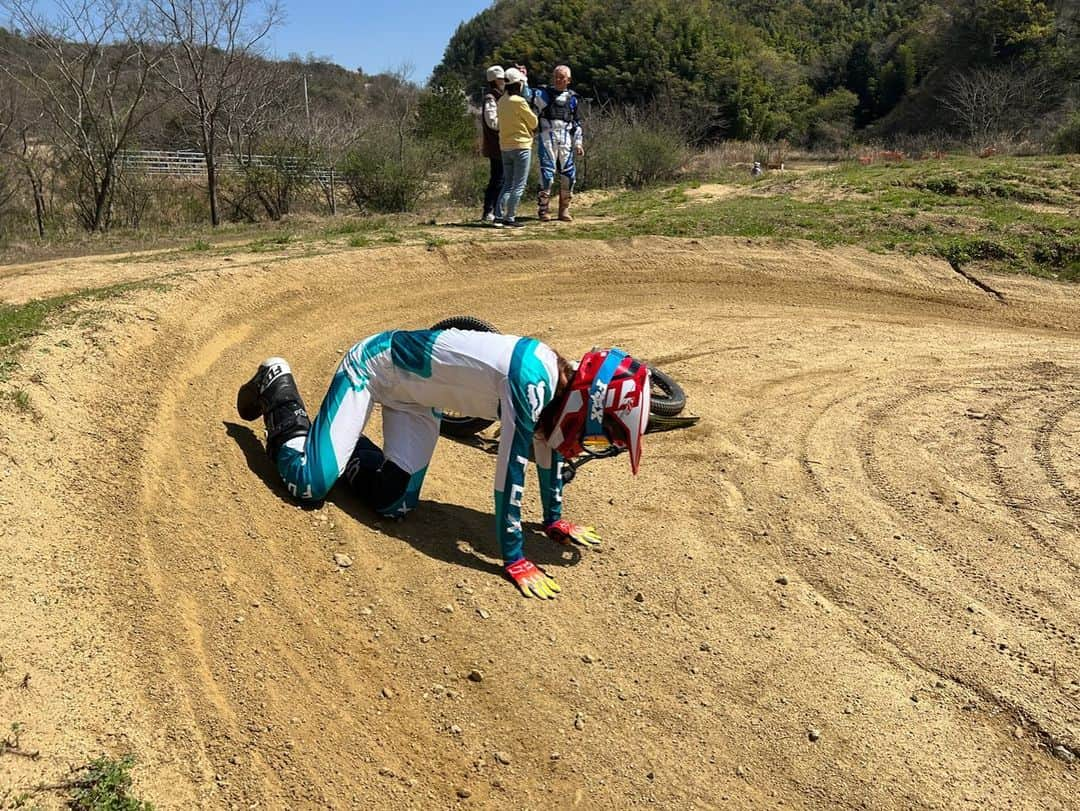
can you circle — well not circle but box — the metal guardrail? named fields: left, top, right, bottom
left=119, top=149, right=332, bottom=183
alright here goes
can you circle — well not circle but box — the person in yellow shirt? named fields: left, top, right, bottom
left=494, top=67, right=538, bottom=228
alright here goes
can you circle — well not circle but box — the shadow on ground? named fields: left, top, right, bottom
left=225, top=421, right=580, bottom=580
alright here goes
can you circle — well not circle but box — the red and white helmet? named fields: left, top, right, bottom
left=546, top=348, right=650, bottom=473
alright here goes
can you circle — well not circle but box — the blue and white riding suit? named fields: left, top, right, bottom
left=532, top=87, right=583, bottom=201
left=274, top=329, right=565, bottom=564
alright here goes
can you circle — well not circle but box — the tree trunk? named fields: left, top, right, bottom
left=207, top=156, right=220, bottom=226
left=92, top=160, right=114, bottom=232
left=28, top=167, right=46, bottom=238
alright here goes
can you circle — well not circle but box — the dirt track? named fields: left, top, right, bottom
left=1, top=236, right=1079, bottom=808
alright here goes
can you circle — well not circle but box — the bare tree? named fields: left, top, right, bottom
left=940, top=66, right=1051, bottom=147
left=149, top=0, right=283, bottom=226
left=308, top=106, right=362, bottom=213
left=0, top=83, right=53, bottom=238
left=2, top=0, right=163, bottom=231
left=0, top=78, right=19, bottom=215
left=220, top=60, right=309, bottom=221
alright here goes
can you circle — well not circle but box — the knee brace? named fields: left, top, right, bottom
left=344, top=436, right=411, bottom=514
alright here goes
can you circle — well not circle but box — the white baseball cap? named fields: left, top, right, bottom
left=503, top=67, right=525, bottom=84
left=486, top=65, right=504, bottom=82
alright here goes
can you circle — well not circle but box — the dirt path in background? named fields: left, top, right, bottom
left=1, top=237, right=1078, bottom=808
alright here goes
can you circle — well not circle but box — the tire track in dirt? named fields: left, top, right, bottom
left=1033, top=393, right=1080, bottom=521
left=8, top=237, right=1080, bottom=807
left=859, top=386, right=1080, bottom=660
left=982, top=387, right=1080, bottom=574
left=785, top=378, right=1080, bottom=753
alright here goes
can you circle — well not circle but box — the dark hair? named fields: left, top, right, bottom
left=537, top=351, right=576, bottom=437
left=505, top=81, right=523, bottom=96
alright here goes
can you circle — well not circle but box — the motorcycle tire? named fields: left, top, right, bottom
left=647, top=366, right=687, bottom=417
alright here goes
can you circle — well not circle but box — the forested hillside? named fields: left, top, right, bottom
left=434, top=0, right=1079, bottom=143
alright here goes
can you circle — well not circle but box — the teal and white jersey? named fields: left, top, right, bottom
left=278, top=328, right=564, bottom=562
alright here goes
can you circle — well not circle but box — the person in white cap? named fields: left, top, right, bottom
left=494, top=66, right=536, bottom=228
left=480, top=65, right=505, bottom=223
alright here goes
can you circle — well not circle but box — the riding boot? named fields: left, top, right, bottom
left=558, top=187, right=573, bottom=222
left=236, top=357, right=311, bottom=460
left=537, top=189, right=552, bottom=222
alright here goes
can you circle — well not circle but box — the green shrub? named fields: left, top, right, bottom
left=583, top=107, right=688, bottom=190
left=448, top=157, right=490, bottom=206
left=70, top=755, right=153, bottom=810
left=1052, top=111, right=1080, bottom=154
left=341, top=129, right=440, bottom=213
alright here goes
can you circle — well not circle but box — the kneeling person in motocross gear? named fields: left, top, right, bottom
left=237, top=330, right=649, bottom=599
left=533, top=65, right=583, bottom=222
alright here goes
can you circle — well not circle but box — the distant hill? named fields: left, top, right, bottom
left=433, top=0, right=1079, bottom=141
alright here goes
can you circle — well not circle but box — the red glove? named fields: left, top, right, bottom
left=505, top=558, right=561, bottom=599
left=544, top=519, right=601, bottom=548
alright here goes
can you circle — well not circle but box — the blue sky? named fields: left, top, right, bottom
left=269, top=0, right=493, bottom=83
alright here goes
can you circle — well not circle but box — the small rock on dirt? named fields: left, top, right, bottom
left=442, top=604, right=455, bottom=614
left=450, top=724, right=462, bottom=735
left=1052, top=745, right=1076, bottom=763
left=456, top=787, right=471, bottom=798
left=581, top=654, right=595, bottom=664
left=574, top=712, right=586, bottom=730
left=477, top=608, right=491, bottom=619
left=634, top=591, right=645, bottom=602
left=808, top=728, right=821, bottom=742
left=381, top=687, right=393, bottom=700
left=775, top=575, right=789, bottom=586
left=494, top=751, right=511, bottom=765
left=334, top=553, right=353, bottom=568
left=468, top=669, right=484, bottom=683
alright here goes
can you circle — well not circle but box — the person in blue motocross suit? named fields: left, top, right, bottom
left=237, top=327, right=650, bottom=599
left=532, top=65, right=584, bottom=222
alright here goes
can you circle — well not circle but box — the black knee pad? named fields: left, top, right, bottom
left=345, top=438, right=410, bottom=513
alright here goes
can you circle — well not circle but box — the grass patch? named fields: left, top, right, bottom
left=0, top=279, right=171, bottom=380
left=347, top=235, right=374, bottom=248
left=322, top=216, right=389, bottom=238
left=247, top=232, right=295, bottom=252
left=1, top=388, right=33, bottom=414
left=416, top=232, right=448, bottom=249
left=69, top=755, right=153, bottom=811
left=569, top=156, right=1080, bottom=281
left=184, top=238, right=212, bottom=252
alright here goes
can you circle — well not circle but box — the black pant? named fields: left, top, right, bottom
left=483, top=155, right=504, bottom=218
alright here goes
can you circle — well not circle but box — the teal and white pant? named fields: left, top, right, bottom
left=275, top=331, right=436, bottom=516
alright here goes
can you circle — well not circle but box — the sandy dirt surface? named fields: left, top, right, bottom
left=1, top=236, right=1079, bottom=808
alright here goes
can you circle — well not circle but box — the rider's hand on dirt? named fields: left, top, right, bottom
left=545, top=518, right=601, bottom=548
left=505, top=558, right=561, bottom=599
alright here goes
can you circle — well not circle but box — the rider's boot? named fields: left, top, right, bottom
left=558, top=187, right=573, bottom=222
left=537, top=189, right=552, bottom=222
left=236, top=357, right=311, bottom=459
